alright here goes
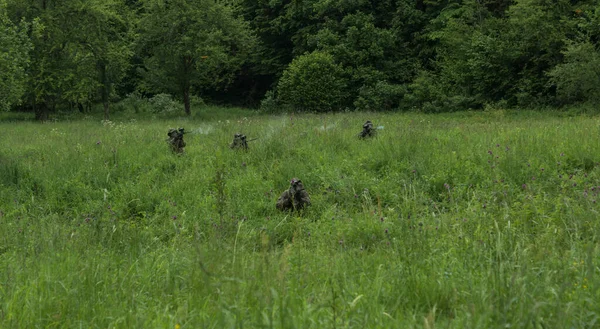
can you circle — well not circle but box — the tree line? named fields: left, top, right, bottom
left=1, top=0, right=599, bottom=119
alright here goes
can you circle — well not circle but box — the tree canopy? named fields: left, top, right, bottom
left=138, top=0, right=255, bottom=115
left=0, top=1, right=32, bottom=111
left=2, top=0, right=599, bottom=118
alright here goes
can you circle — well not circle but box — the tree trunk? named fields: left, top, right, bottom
left=34, top=103, right=49, bottom=121
left=182, top=55, right=193, bottom=116
left=99, top=60, right=110, bottom=120
left=184, top=87, right=191, bottom=115
left=103, top=102, right=110, bottom=120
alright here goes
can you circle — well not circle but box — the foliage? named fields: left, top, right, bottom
left=115, top=91, right=200, bottom=114
left=276, top=51, right=348, bottom=112
left=5, top=0, right=133, bottom=119
left=426, top=0, right=574, bottom=109
left=548, top=42, right=600, bottom=105
left=404, top=70, right=474, bottom=112
left=354, top=81, right=407, bottom=111
left=148, top=93, right=180, bottom=114
left=138, top=0, right=255, bottom=115
left=259, top=89, right=279, bottom=113
left=237, top=0, right=425, bottom=108
left=3, top=0, right=600, bottom=116
left=235, top=0, right=296, bottom=76
left=75, top=0, right=135, bottom=119
left=119, top=91, right=149, bottom=114
left=0, top=3, right=31, bottom=111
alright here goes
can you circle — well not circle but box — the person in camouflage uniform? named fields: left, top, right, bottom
left=276, top=178, right=311, bottom=211
left=167, top=128, right=186, bottom=153
left=229, top=133, right=249, bottom=150
left=358, top=120, right=376, bottom=138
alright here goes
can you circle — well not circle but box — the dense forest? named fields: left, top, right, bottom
left=1, top=0, right=599, bottom=119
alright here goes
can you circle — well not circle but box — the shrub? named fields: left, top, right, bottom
left=259, top=90, right=280, bottom=113
left=148, top=93, right=181, bottom=114
left=276, top=51, right=348, bottom=112
left=354, top=81, right=407, bottom=111
left=190, top=95, right=205, bottom=108
left=405, top=71, right=475, bottom=112
left=548, top=42, right=600, bottom=105
left=118, top=91, right=151, bottom=113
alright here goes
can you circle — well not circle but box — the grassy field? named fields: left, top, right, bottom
left=1, top=107, right=599, bottom=328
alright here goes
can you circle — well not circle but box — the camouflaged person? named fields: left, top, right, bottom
left=229, top=133, right=249, bottom=150
left=276, top=178, right=311, bottom=211
left=167, top=127, right=186, bottom=153
left=358, top=120, right=376, bottom=138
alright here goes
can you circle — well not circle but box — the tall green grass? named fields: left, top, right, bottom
left=0, top=108, right=599, bottom=328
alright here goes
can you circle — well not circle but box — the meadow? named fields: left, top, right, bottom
left=0, top=107, right=599, bottom=328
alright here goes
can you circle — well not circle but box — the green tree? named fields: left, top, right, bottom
left=546, top=4, right=600, bottom=105
left=70, top=0, right=135, bottom=120
left=428, top=2, right=517, bottom=108
left=7, top=0, right=71, bottom=119
left=238, top=0, right=429, bottom=109
left=277, top=51, right=347, bottom=112
left=138, top=0, right=255, bottom=115
left=307, top=11, right=415, bottom=109
left=0, top=1, right=32, bottom=111
left=6, top=0, right=134, bottom=120
left=423, top=0, right=574, bottom=110
left=235, top=0, right=296, bottom=84
left=548, top=42, right=600, bottom=104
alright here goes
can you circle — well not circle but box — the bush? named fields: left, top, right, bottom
left=118, top=92, right=187, bottom=114
left=354, top=81, right=407, bottom=111
left=405, top=71, right=475, bottom=113
left=259, top=90, right=280, bottom=113
left=276, top=51, right=348, bottom=112
left=148, top=93, right=181, bottom=114
left=116, top=91, right=150, bottom=114
left=548, top=42, right=600, bottom=105
left=190, top=95, right=205, bottom=108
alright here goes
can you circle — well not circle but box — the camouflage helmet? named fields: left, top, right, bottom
left=290, top=178, right=304, bottom=190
